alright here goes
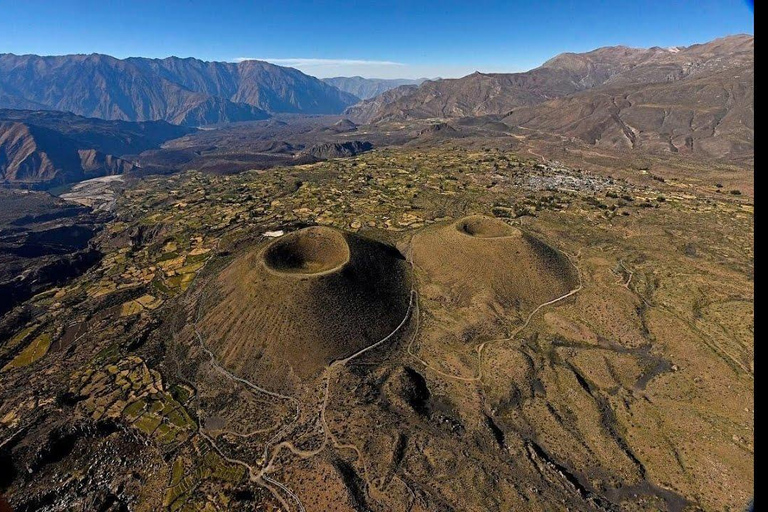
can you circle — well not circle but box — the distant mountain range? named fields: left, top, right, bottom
left=321, top=77, right=427, bottom=100
left=0, top=35, right=754, bottom=186
left=0, top=54, right=359, bottom=126
left=0, top=109, right=193, bottom=187
left=347, top=35, right=753, bottom=160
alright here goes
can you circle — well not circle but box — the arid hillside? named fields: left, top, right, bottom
left=0, top=147, right=752, bottom=511
left=347, top=35, right=753, bottom=161
left=0, top=54, right=358, bottom=125
left=0, top=109, right=193, bottom=187
left=504, top=65, right=754, bottom=161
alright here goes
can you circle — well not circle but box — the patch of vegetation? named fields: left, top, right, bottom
left=2, top=332, right=52, bottom=370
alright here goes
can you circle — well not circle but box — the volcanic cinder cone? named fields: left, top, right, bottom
left=412, top=215, right=578, bottom=314
left=198, top=226, right=412, bottom=390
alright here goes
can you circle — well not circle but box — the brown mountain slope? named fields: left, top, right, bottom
left=503, top=65, right=754, bottom=161
left=348, top=35, right=753, bottom=127
left=0, top=122, right=134, bottom=186
left=344, top=83, right=421, bottom=123
left=539, top=34, right=753, bottom=87
left=0, top=110, right=192, bottom=187
left=598, top=34, right=754, bottom=85
left=346, top=67, right=586, bottom=123
left=0, top=109, right=193, bottom=156
left=0, top=53, right=357, bottom=125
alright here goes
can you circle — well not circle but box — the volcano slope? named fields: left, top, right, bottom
left=413, top=214, right=577, bottom=312
left=197, top=226, right=412, bottom=390
left=408, top=215, right=578, bottom=378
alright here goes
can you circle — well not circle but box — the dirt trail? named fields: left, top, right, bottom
left=188, top=230, right=581, bottom=510
left=193, top=297, right=307, bottom=511
left=192, top=285, right=417, bottom=511
left=407, top=248, right=583, bottom=384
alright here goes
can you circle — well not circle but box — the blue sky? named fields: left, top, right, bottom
left=0, top=0, right=753, bottom=78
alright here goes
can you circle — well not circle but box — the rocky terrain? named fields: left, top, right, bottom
left=0, top=145, right=753, bottom=511
left=0, top=54, right=358, bottom=125
left=0, top=110, right=193, bottom=187
left=302, top=141, right=373, bottom=159
left=0, top=189, right=104, bottom=317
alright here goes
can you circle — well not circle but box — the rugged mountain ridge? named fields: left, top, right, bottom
left=347, top=35, right=753, bottom=160
left=0, top=54, right=358, bottom=125
left=345, top=67, right=588, bottom=123
left=547, top=34, right=754, bottom=87
left=508, top=35, right=754, bottom=160
left=126, top=57, right=358, bottom=114
left=0, top=109, right=193, bottom=187
left=348, top=35, right=753, bottom=124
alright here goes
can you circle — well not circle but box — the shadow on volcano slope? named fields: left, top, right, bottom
left=197, top=226, right=412, bottom=390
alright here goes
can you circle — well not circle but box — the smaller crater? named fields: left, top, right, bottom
left=455, top=215, right=521, bottom=239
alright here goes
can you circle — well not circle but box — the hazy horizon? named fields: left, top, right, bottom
left=0, top=0, right=753, bottom=79
left=0, top=31, right=753, bottom=81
